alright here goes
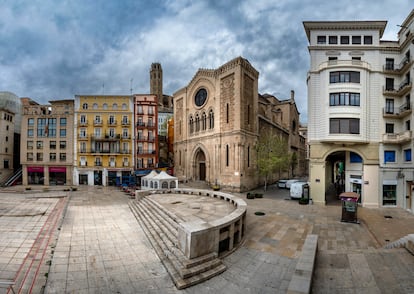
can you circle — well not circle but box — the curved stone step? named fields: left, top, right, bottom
left=128, top=199, right=226, bottom=289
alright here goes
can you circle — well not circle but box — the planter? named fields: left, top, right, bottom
left=299, top=197, right=309, bottom=205
left=212, top=186, right=220, bottom=191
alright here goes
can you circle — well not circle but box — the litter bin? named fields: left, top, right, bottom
left=339, top=192, right=360, bottom=224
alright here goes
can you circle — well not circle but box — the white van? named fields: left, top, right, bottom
left=290, top=181, right=309, bottom=199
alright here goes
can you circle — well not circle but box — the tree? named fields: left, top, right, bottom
left=290, top=152, right=298, bottom=178
left=256, top=133, right=289, bottom=191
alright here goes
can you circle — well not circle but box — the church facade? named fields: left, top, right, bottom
left=173, top=57, right=260, bottom=192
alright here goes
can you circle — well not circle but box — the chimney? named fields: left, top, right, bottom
left=290, top=90, right=295, bottom=100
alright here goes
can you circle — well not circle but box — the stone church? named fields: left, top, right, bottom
left=173, top=57, right=260, bottom=192
left=173, top=56, right=307, bottom=192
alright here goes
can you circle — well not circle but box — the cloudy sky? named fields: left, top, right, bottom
left=1, top=0, right=413, bottom=122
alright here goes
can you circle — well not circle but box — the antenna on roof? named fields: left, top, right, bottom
left=130, top=78, right=133, bottom=95
left=102, top=83, right=105, bottom=95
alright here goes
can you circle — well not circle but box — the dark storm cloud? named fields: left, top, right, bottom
left=1, top=0, right=413, bottom=122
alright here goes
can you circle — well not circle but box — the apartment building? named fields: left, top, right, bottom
left=20, top=99, right=74, bottom=186
left=134, top=94, right=158, bottom=177
left=73, top=95, right=134, bottom=186
left=303, top=9, right=414, bottom=212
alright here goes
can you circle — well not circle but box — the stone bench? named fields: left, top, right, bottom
left=287, top=234, right=318, bottom=294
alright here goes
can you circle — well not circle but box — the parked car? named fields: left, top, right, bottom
left=285, top=179, right=300, bottom=189
left=277, top=179, right=288, bottom=189
left=290, top=181, right=309, bottom=199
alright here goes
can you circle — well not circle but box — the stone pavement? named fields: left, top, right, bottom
left=0, top=185, right=413, bottom=293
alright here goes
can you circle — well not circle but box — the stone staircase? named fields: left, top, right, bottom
left=129, top=196, right=226, bottom=289
left=385, top=234, right=414, bottom=255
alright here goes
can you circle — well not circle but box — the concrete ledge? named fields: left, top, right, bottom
left=406, top=235, right=414, bottom=255
left=287, top=234, right=318, bottom=294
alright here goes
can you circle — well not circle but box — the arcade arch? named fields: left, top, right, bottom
left=324, top=150, right=364, bottom=205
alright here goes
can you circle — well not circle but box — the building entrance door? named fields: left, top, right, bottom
left=194, top=148, right=207, bottom=182
left=407, top=182, right=412, bottom=210
left=199, top=162, right=206, bottom=181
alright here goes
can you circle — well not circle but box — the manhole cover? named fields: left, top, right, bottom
left=255, top=211, right=266, bottom=216
left=384, top=215, right=393, bottom=219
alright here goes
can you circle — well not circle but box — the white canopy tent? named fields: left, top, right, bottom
left=141, top=171, right=178, bottom=190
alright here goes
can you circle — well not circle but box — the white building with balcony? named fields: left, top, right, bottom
left=304, top=9, right=414, bottom=213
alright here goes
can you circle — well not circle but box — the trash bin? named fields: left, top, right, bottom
left=339, top=192, right=360, bottom=224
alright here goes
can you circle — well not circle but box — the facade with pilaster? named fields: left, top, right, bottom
left=73, top=95, right=134, bottom=186
left=304, top=9, right=414, bottom=212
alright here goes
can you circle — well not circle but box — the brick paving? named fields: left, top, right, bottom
left=0, top=185, right=413, bottom=293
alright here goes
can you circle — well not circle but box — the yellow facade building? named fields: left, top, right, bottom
left=74, top=95, right=134, bottom=186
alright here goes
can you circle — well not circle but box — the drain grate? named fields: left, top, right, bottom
left=384, top=215, right=393, bottom=219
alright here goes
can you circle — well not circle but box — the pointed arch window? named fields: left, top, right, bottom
left=195, top=114, right=200, bottom=132
left=209, top=109, right=214, bottom=129
left=202, top=112, right=207, bottom=130
left=189, top=115, right=194, bottom=134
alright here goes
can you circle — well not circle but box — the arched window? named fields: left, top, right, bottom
left=195, top=114, right=200, bottom=132
left=93, top=103, right=98, bottom=110
left=122, top=103, right=127, bottom=110
left=202, top=112, right=207, bottom=130
left=112, top=103, right=118, bottom=110
left=209, top=109, right=214, bottom=129
left=82, top=103, right=88, bottom=109
left=103, top=103, right=108, bottom=110
left=189, top=115, right=194, bottom=134
left=292, top=119, right=296, bottom=132
left=162, top=181, right=168, bottom=188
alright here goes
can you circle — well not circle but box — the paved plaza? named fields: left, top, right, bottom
left=0, top=185, right=413, bottom=293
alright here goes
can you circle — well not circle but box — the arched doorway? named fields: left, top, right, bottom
left=194, top=149, right=206, bottom=181
left=325, top=150, right=363, bottom=205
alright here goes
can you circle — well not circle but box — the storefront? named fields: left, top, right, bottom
left=49, top=166, right=66, bottom=185
left=27, top=166, right=44, bottom=185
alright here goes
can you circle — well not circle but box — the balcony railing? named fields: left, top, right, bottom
left=136, top=122, right=146, bottom=127
left=91, top=134, right=121, bottom=141
left=79, top=161, right=87, bottom=166
left=95, top=162, right=102, bottom=166
left=137, top=150, right=157, bottom=155
left=79, top=120, right=88, bottom=126
left=383, top=102, right=411, bottom=118
left=319, top=59, right=371, bottom=71
left=78, top=135, right=88, bottom=140
left=383, top=57, right=411, bottom=73
left=108, top=119, right=117, bottom=126
left=90, top=149, right=121, bottom=154
left=382, top=130, right=412, bottom=144
left=383, top=80, right=412, bottom=96
left=121, top=120, right=130, bottom=126
left=93, top=120, right=103, bottom=126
